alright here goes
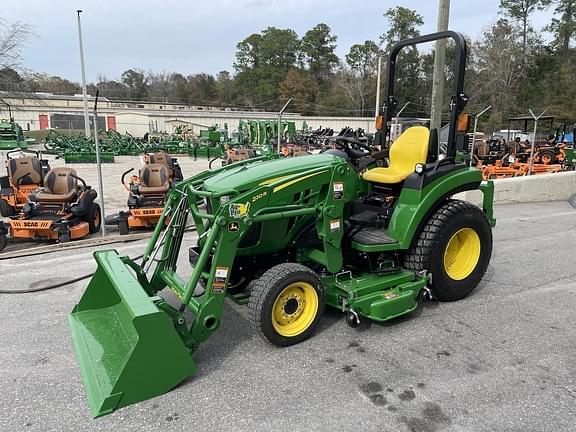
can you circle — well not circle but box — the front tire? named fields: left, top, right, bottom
left=248, top=263, right=324, bottom=347
left=404, top=200, right=492, bottom=301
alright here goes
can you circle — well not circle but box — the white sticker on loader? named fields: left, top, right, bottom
left=330, top=219, right=341, bottom=232
left=333, top=182, right=344, bottom=199
left=212, top=266, right=229, bottom=293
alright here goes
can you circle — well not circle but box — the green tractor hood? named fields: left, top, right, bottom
left=202, top=153, right=342, bottom=194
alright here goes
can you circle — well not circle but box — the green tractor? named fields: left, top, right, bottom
left=0, top=102, right=28, bottom=150
left=69, top=31, right=495, bottom=417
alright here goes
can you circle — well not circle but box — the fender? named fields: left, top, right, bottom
left=387, top=167, right=486, bottom=249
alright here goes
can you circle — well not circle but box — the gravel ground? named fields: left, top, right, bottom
left=1, top=201, right=576, bottom=431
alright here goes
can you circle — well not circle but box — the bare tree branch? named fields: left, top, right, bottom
left=0, top=18, right=33, bottom=69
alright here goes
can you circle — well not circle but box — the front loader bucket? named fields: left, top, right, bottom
left=68, top=250, right=196, bottom=417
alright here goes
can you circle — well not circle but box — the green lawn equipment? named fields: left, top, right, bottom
left=0, top=101, right=31, bottom=150
left=69, top=31, right=495, bottom=417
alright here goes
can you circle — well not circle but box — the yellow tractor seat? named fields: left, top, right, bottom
left=362, top=126, right=430, bottom=184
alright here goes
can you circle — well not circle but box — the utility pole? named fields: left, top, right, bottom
left=93, top=90, right=106, bottom=236
left=469, top=106, right=492, bottom=168
left=393, top=102, right=410, bottom=142
left=374, top=56, right=382, bottom=119
left=430, top=0, right=450, bottom=142
left=76, top=10, right=91, bottom=138
left=528, top=108, right=547, bottom=176
left=277, top=98, right=292, bottom=154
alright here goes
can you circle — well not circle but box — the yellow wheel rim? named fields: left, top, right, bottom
left=443, top=228, right=481, bottom=280
left=272, top=282, right=318, bottom=337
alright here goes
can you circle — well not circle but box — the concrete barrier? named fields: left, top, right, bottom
left=455, top=170, right=576, bottom=205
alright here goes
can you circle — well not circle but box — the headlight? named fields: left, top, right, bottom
left=219, top=195, right=230, bottom=204
left=415, top=163, right=425, bottom=175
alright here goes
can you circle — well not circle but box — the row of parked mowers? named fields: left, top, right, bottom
left=472, top=137, right=576, bottom=180
left=0, top=149, right=184, bottom=251
left=0, top=131, right=361, bottom=251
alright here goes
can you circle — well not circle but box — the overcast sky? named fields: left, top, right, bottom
left=1, top=0, right=556, bottom=83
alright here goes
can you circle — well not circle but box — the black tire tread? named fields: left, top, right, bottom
left=88, top=203, right=101, bottom=234
left=248, top=262, right=323, bottom=346
left=0, top=199, right=15, bottom=217
left=404, top=199, right=492, bottom=301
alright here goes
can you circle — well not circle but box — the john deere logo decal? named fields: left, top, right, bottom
left=229, top=202, right=250, bottom=218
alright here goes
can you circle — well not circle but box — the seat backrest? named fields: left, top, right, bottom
left=140, top=163, right=168, bottom=187
left=149, top=152, right=173, bottom=168
left=148, top=152, right=174, bottom=177
left=8, top=156, right=42, bottom=185
left=389, top=126, right=430, bottom=172
left=44, top=167, right=77, bottom=194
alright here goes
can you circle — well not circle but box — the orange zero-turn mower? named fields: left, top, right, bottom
left=0, top=149, right=51, bottom=217
left=106, top=152, right=183, bottom=235
left=113, top=163, right=172, bottom=235
left=0, top=167, right=101, bottom=251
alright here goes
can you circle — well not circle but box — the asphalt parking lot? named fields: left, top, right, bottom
left=1, top=200, right=576, bottom=431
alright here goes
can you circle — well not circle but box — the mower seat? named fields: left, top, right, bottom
left=362, top=126, right=430, bottom=184
left=36, top=167, right=78, bottom=203
left=138, top=163, right=169, bottom=195
left=8, top=157, right=42, bottom=186
left=148, top=152, right=174, bottom=178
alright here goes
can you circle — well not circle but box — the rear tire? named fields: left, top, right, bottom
left=87, top=203, right=102, bottom=234
left=404, top=200, right=492, bottom=302
left=248, top=263, right=324, bottom=347
left=0, top=233, right=7, bottom=251
left=0, top=199, right=15, bottom=217
left=539, top=150, right=555, bottom=164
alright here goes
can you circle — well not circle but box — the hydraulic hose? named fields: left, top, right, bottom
left=0, top=253, right=145, bottom=294
left=0, top=226, right=196, bottom=294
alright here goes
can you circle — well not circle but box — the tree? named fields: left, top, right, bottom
left=279, top=69, right=318, bottom=114
left=547, top=0, right=576, bottom=54
left=380, top=6, right=424, bottom=52
left=234, top=27, right=300, bottom=108
left=470, top=19, right=527, bottom=131
left=0, top=67, right=23, bottom=90
left=0, top=18, right=32, bottom=69
left=95, top=76, right=129, bottom=100
left=346, top=41, right=384, bottom=78
left=147, top=71, right=175, bottom=102
left=345, top=41, right=384, bottom=116
left=380, top=7, right=424, bottom=110
left=300, top=23, right=339, bottom=82
left=121, top=69, right=148, bottom=100
left=500, top=0, right=550, bottom=52
left=34, top=74, right=79, bottom=95
left=188, top=73, right=217, bottom=104
left=215, top=70, right=237, bottom=106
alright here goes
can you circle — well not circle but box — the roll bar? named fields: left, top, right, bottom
left=378, top=30, right=469, bottom=159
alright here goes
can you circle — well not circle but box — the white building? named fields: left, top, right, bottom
left=0, top=91, right=378, bottom=137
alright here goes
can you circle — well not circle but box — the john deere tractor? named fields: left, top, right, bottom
left=69, top=31, right=495, bottom=417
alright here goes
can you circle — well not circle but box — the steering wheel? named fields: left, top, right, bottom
left=334, top=136, right=371, bottom=159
